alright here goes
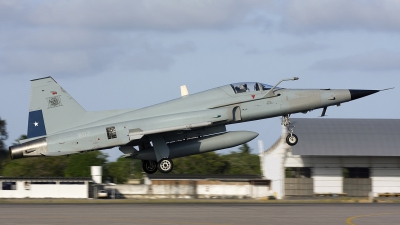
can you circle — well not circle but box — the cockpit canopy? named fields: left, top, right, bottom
left=230, top=82, right=278, bottom=94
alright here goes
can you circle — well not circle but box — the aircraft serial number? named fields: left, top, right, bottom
left=78, top=131, right=90, bottom=138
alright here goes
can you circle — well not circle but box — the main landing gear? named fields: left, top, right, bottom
left=142, top=158, right=174, bottom=174
left=157, top=158, right=173, bottom=173
left=142, top=160, right=157, bottom=174
left=282, top=115, right=298, bottom=146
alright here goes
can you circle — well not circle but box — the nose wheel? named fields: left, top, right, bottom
left=286, top=133, right=298, bottom=146
left=157, top=158, right=173, bottom=173
left=282, top=115, right=299, bottom=146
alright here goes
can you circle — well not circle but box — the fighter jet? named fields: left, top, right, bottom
left=9, top=77, right=383, bottom=174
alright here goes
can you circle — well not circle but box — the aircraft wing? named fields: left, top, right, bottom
left=125, top=107, right=234, bottom=143
left=128, top=121, right=213, bottom=140
left=120, top=109, right=231, bottom=161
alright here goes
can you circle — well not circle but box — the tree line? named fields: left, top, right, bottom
left=0, top=117, right=260, bottom=183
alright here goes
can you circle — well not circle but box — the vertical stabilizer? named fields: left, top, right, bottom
left=27, top=77, right=86, bottom=138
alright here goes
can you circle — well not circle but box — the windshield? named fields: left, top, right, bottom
left=260, top=83, right=273, bottom=90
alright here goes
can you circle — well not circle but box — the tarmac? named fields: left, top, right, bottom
left=0, top=199, right=400, bottom=225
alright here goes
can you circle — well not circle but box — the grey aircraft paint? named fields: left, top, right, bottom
left=9, top=77, right=383, bottom=173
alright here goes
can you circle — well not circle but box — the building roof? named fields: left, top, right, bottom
left=290, top=118, right=400, bottom=156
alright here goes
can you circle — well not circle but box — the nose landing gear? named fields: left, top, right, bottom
left=286, top=133, right=298, bottom=146
left=282, top=115, right=298, bottom=146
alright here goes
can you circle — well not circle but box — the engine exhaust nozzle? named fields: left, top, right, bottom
left=9, top=138, right=48, bottom=160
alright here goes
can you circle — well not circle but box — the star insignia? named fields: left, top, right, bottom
left=34, top=121, right=39, bottom=127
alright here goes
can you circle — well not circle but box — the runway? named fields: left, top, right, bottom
left=0, top=203, right=399, bottom=225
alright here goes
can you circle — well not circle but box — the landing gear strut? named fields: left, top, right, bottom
left=157, top=158, right=173, bottom=174
left=142, top=160, right=157, bottom=174
left=282, top=115, right=298, bottom=146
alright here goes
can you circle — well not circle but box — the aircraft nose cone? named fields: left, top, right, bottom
left=349, top=89, right=379, bottom=100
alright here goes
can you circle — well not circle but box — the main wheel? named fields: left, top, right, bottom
left=157, top=158, right=173, bottom=173
left=142, top=160, right=157, bottom=174
left=286, top=134, right=298, bottom=146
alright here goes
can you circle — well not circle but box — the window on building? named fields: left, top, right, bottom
left=24, top=182, right=31, bottom=190
left=31, top=181, right=56, bottom=184
left=2, top=182, right=17, bottom=190
left=60, top=181, right=85, bottom=185
left=106, top=126, right=117, bottom=139
left=285, top=167, right=312, bottom=178
left=343, top=168, right=370, bottom=178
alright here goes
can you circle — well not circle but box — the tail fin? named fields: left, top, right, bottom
left=27, top=77, right=86, bottom=138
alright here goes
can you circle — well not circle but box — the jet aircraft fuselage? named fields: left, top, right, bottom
left=9, top=77, right=381, bottom=174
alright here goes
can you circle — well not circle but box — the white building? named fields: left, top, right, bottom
left=105, top=174, right=272, bottom=199
left=262, top=118, right=400, bottom=199
left=0, top=177, right=92, bottom=198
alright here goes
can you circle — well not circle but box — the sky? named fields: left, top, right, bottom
left=1, top=0, right=399, bottom=161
